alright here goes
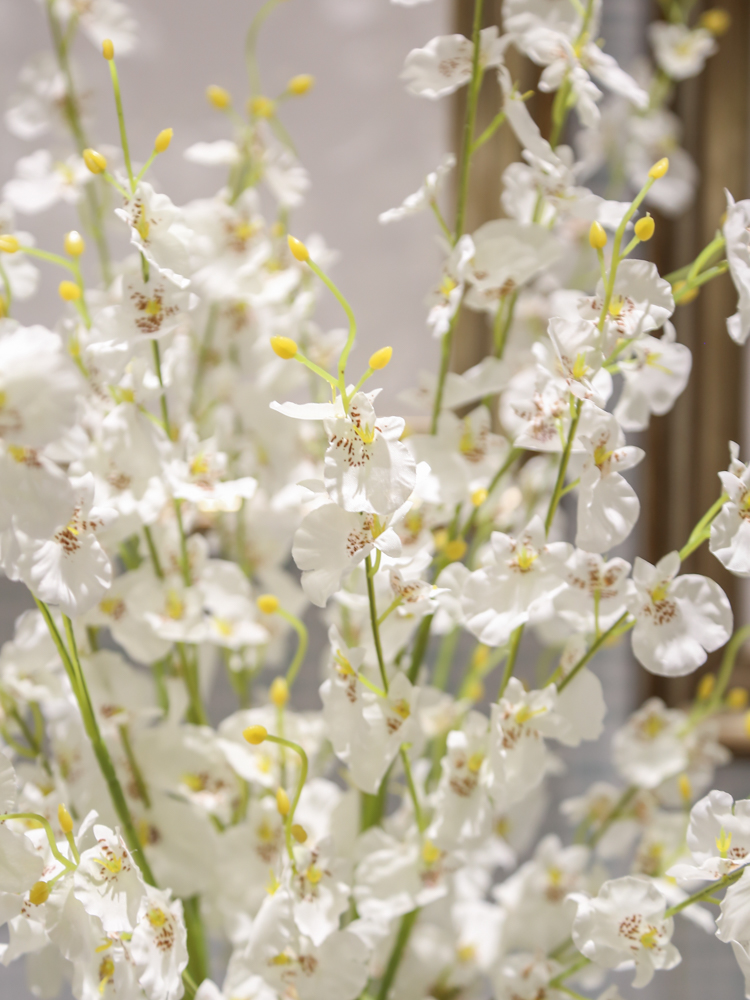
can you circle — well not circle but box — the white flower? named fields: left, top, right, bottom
left=184, top=140, right=240, bottom=167
left=11, top=473, right=118, bottom=617
left=542, top=316, right=604, bottom=404
left=427, top=234, right=475, bottom=338
left=574, top=409, right=644, bottom=553
left=463, top=516, right=571, bottom=646
left=488, top=678, right=558, bottom=807
left=0, top=757, right=45, bottom=894
left=552, top=551, right=632, bottom=636
left=379, top=153, right=455, bottom=225
left=627, top=552, right=732, bottom=676
left=491, top=953, right=561, bottom=1000
left=53, top=0, right=137, bottom=55
left=614, top=323, right=692, bottom=432
left=5, top=53, right=66, bottom=140
left=401, top=28, right=506, bottom=99
left=724, top=191, right=750, bottom=345
left=711, top=443, right=750, bottom=575
left=288, top=838, right=351, bottom=946
left=0, top=443, right=75, bottom=539
left=102, top=264, right=193, bottom=341
left=115, top=182, right=192, bottom=289
left=579, top=259, right=674, bottom=352
left=612, top=698, right=692, bottom=789
left=354, top=829, right=448, bottom=923
left=716, top=867, right=750, bottom=997
left=649, top=23, right=717, bottom=81
left=464, top=219, right=563, bottom=311
left=3, top=150, right=90, bottom=215
left=570, top=876, right=680, bottom=987
left=626, top=109, right=698, bottom=217
left=428, top=712, right=492, bottom=850
left=73, top=824, right=146, bottom=933
left=130, top=887, right=188, bottom=1000
left=668, top=791, right=750, bottom=884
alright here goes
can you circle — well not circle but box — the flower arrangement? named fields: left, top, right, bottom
left=0, top=1, right=748, bottom=999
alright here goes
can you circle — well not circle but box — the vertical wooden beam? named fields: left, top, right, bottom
left=646, top=0, right=750, bottom=703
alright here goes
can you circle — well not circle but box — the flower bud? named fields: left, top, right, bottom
left=58, top=803, right=74, bottom=834
left=588, top=221, right=607, bottom=250
left=471, top=488, right=488, bottom=507
left=207, top=85, right=231, bottom=109
left=102, top=38, right=114, bottom=60
left=728, top=687, right=749, bottom=710
left=0, top=235, right=19, bottom=253
left=276, top=787, right=290, bottom=817
left=288, top=74, right=314, bottom=96
left=154, top=128, right=173, bottom=154
left=674, top=280, right=699, bottom=304
left=465, top=678, right=484, bottom=702
left=257, top=594, right=280, bottom=614
left=433, top=528, right=448, bottom=551
left=648, top=157, right=669, bottom=180
left=29, top=881, right=50, bottom=906
left=634, top=215, right=655, bottom=241
left=678, top=773, right=692, bottom=803
left=249, top=96, right=275, bottom=119
left=64, top=230, right=85, bottom=257
left=270, top=676, right=289, bottom=708
left=422, top=840, right=441, bottom=865
left=369, top=346, right=392, bottom=371
left=287, top=235, right=310, bottom=262
left=291, top=823, right=307, bottom=843
left=83, top=148, right=107, bottom=174
left=697, top=674, right=715, bottom=700
left=270, top=336, right=298, bottom=360
left=243, top=725, right=268, bottom=745
left=700, top=8, right=730, bottom=34
left=59, top=281, right=81, bottom=302
left=444, top=538, right=467, bottom=562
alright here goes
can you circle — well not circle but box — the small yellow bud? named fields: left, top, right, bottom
left=243, top=725, right=268, bottom=745
left=102, top=38, right=114, bottom=60
left=728, top=687, right=749, bottom=710
left=471, top=645, right=489, bottom=669
left=444, top=539, right=467, bottom=562
left=58, top=804, right=74, bottom=835
left=288, top=74, right=314, bottom=96
left=0, top=235, right=20, bottom=254
left=634, top=215, right=655, bottom=241
left=369, top=346, right=393, bottom=371
left=154, top=128, right=173, bottom=154
left=83, top=148, right=107, bottom=174
left=29, top=881, right=50, bottom=906
left=250, top=96, right=276, bottom=119
left=291, top=823, right=307, bottom=843
left=433, top=528, right=448, bottom=551
left=64, top=230, right=85, bottom=257
left=674, top=281, right=699, bottom=305
left=745, top=711, right=750, bottom=738
left=588, top=221, right=607, bottom=250
left=678, top=773, right=692, bottom=803
left=648, top=157, right=669, bottom=180
left=471, top=488, right=488, bottom=507
left=697, top=674, right=715, bottom=700
left=257, top=594, right=280, bottom=614
left=287, top=235, right=310, bottom=262
left=700, top=8, right=731, bottom=34
left=465, top=678, right=484, bottom=702
left=58, top=281, right=81, bottom=302
left=270, top=676, right=289, bottom=708
left=270, top=336, right=298, bottom=360
left=276, top=787, right=290, bottom=817
left=207, top=85, right=231, bottom=110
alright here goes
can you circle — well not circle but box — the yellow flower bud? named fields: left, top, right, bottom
left=465, top=678, right=484, bottom=702
left=634, top=215, right=655, bottom=241
left=728, top=687, right=749, bottom=710
left=471, top=488, right=488, bottom=507
left=207, top=85, right=231, bottom=110
left=64, top=230, right=85, bottom=257
left=444, top=538, right=467, bottom=562
left=270, top=336, right=298, bottom=360
left=58, top=804, right=74, bottom=834
left=471, top=645, right=489, bottom=669
left=674, top=281, right=699, bottom=304
left=0, top=235, right=20, bottom=253
left=700, top=8, right=731, bottom=34
left=422, top=839, right=441, bottom=865
left=287, top=235, right=310, bottom=262
left=102, top=38, right=114, bottom=60
left=678, top=773, right=692, bottom=803
left=83, top=148, right=107, bottom=174
left=29, top=881, right=50, bottom=906
left=257, top=594, right=280, bottom=614
left=745, top=711, right=750, bottom=738
left=588, top=221, right=607, bottom=250
left=433, top=528, right=448, bottom=551
left=250, top=96, right=275, bottom=119
left=270, top=677, right=289, bottom=708
left=288, top=74, right=315, bottom=96
left=59, top=281, right=81, bottom=302
left=291, top=823, right=307, bottom=843
left=0, top=296, right=6, bottom=319
left=243, top=724, right=268, bottom=745
left=276, top=787, right=290, bottom=817
left=648, top=157, right=669, bottom=180
left=697, top=674, right=715, bottom=700
left=154, top=128, right=173, bottom=154
left=369, top=346, right=392, bottom=370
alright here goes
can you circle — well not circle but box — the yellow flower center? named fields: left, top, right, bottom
left=145, top=298, right=162, bottom=316
left=165, top=590, right=184, bottom=620
left=640, top=928, right=658, bottom=950
left=716, top=828, right=733, bottom=858
left=147, top=907, right=168, bottom=928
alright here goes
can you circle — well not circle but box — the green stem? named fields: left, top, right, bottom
left=548, top=956, right=591, bottom=989
left=665, top=865, right=747, bottom=917
left=107, top=57, right=135, bottom=190
left=587, top=785, right=637, bottom=847
left=177, top=643, right=208, bottom=726
left=19, top=246, right=77, bottom=275
left=679, top=493, right=728, bottom=561
left=708, top=624, right=750, bottom=711
left=182, top=896, right=210, bottom=987
left=556, top=613, right=631, bottom=692
left=432, top=627, right=459, bottom=690
left=365, top=554, right=389, bottom=693
left=462, top=448, right=522, bottom=538
left=399, top=746, right=425, bottom=831
left=430, top=301, right=462, bottom=435
left=472, top=109, right=506, bottom=154
left=245, top=0, right=287, bottom=94
left=306, top=259, right=358, bottom=410
left=119, top=724, right=151, bottom=809
left=143, top=525, right=164, bottom=579
left=277, top=608, right=308, bottom=688
left=0, top=813, right=76, bottom=873
left=544, top=399, right=582, bottom=536
left=174, top=500, right=192, bottom=587
left=263, top=733, right=308, bottom=866
left=498, top=625, right=523, bottom=699
left=407, top=614, right=434, bottom=684
left=376, top=909, right=420, bottom=1000
left=454, top=0, right=485, bottom=242
left=151, top=340, right=172, bottom=439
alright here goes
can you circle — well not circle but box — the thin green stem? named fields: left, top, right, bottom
left=0, top=813, right=76, bottom=873
left=679, top=493, right=728, bottom=561
left=548, top=956, right=590, bottom=989
left=399, top=745, right=425, bottom=832
left=365, top=554, right=389, bottom=693
left=176, top=643, right=208, bottom=726
left=430, top=200, right=452, bottom=242
left=587, top=785, right=637, bottom=847
left=708, top=624, right=750, bottom=711
left=295, top=352, right=340, bottom=389
left=472, top=109, right=506, bottom=154
left=408, top=614, right=434, bottom=684
left=544, top=399, right=582, bottom=536
left=262, top=733, right=308, bottom=865
left=306, top=259, right=358, bottom=409
left=376, top=909, right=420, bottom=1000
left=498, top=625, right=524, bottom=699
left=556, top=613, right=631, bottom=692
left=462, top=448, right=522, bottom=538
left=277, top=608, right=308, bottom=688
left=182, top=896, right=210, bottom=987
left=143, top=525, right=164, bottom=579
left=119, top=724, right=151, bottom=809
left=432, top=627, right=459, bottom=691
left=107, top=57, right=135, bottom=190
left=19, top=246, right=77, bottom=274
left=430, top=301, right=462, bottom=435
left=246, top=0, right=287, bottom=95
left=151, top=340, right=172, bottom=439
left=454, top=0, right=485, bottom=242
left=665, top=865, right=747, bottom=917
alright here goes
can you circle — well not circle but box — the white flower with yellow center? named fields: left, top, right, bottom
left=649, top=22, right=717, bottom=81
left=74, top=825, right=146, bottom=934
left=2, top=150, right=90, bottom=215
left=130, top=886, right=188, bottom=1000
left=401, top=28, right=507, bottom=99
left=668, top=791, right=750, bottom=884
left=724, top=191, right=750, bottom=345
left=614, top=323, right=692, bottom=432
left=115, top=182, right=192, bottom=290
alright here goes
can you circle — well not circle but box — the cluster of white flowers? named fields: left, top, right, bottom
left=0, top=1, right=747, bottom=999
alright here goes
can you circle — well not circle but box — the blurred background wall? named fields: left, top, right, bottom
left=0, top=1, right=748, bottom=998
